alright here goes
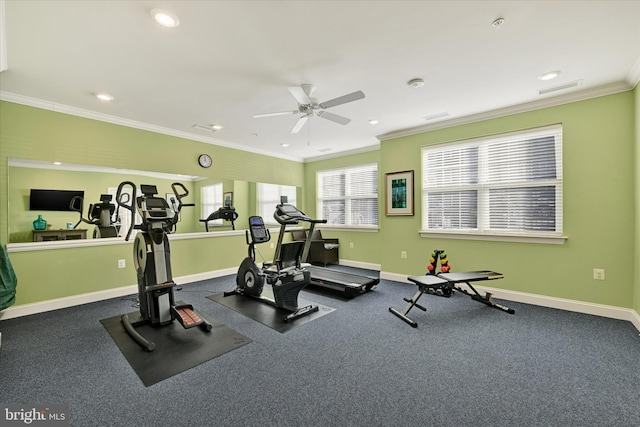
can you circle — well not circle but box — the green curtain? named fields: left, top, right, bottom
left=0, top=243, right=17, bottom=311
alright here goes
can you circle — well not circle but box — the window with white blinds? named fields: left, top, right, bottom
left=257, top=183, right=297, bottom=224
left=317, top=163, right=378, bottom=226
left=422, top=125, right=562, bottom=237
left=201, top=183, right=223, bottom=226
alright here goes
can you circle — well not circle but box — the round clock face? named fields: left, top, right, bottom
left=198, top=154, right=212, bottom=168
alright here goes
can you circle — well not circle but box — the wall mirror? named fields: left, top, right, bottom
left=7, top=158, right=253, bottom=244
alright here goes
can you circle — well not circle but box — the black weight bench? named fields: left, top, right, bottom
left=389, top=270, right=515, bottom=327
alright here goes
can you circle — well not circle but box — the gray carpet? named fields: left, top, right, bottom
left=1, top=272, right=639, bottom=426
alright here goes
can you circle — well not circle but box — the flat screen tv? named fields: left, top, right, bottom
left=29, top=189, right=85, bottom=211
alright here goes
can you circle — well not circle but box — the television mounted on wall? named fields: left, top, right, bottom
left=29, top=189, right=85, bottom=211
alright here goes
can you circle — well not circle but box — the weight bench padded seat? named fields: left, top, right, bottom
left=408, top=275, right=450, bottom=290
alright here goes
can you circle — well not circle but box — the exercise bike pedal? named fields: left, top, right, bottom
left=172, top=304, right=212, bottom=330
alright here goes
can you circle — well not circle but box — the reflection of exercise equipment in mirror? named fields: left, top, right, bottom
left=389, top=249, right=515, bottom=327
left=116, top=181, right=212, bottom=351
left=200, top=205, right=239, bottom=231
left=70, top=194, right=119, bottom=238
left=225, top=210, right=319, bottom=322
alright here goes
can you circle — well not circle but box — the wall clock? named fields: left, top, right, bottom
left=198, top=154, right=212, bottom=168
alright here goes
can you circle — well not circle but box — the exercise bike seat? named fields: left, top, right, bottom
left=408, top=275, right=449, bottom=290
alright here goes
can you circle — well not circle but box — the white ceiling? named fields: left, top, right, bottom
left=1, top=0, right=639, bottom=162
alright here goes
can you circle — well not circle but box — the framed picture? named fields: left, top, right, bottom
left=385, top=170, right=414, bottom=216
left=224, top=192, right=233, bottom=207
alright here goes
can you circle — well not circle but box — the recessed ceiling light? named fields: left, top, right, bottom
left=280, top=143, right=289, bottom=147
left=368, top=119, right=379, bottom=125
left=94, top=93, right=114, bottom=101
left=211, top=124, right=223, bottom=130
left=538, top=70, right=561, bottom=81
left=407, top=78, right=424, bottom=88
left=151, top=8, right=180, bottom=28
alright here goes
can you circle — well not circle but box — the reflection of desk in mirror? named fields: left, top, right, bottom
left=33, top=229, right=88, bottom=242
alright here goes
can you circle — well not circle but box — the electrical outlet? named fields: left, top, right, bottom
left=270, top=243, right=274, bottom=249
left=401, top=251, right=407, bottom=259
left=593, top=268, right=605, bottom=280
left=118, top=259, right=126, bottom=269
left=349, top=242, right=354, bottom=249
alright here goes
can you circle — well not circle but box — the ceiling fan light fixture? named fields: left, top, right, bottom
left=151, top=8, right=180, bottom=28
left=407, top=78, right=424, bottom=88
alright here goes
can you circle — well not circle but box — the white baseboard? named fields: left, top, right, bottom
left=339, top=259, right=381, bottom=271
left=381, top=271, right=640, bottom=333
left=0, top=267, right=238, bottom=321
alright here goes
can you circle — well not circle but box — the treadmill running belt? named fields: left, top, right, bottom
left=305, top=265, right=379, bottom=298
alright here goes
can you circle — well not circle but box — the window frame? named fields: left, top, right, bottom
left=316, top=163, right=379, bottom=229
left=420, top=125, right=566, bottom=244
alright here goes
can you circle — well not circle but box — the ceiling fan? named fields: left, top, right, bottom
left=253, top=84, right=365, bottom=134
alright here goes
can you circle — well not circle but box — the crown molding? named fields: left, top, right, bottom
left=303, top=143, right=380, bottom=163
left=627, top=56, right=640, bottom=89
left=0, top=91, right=305, bottom=163
left=377, top=81, right=634, bottom=142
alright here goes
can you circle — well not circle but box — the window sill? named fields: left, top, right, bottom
left=320, top=225, right=380, bottom=233
left=419, top=230, right=567, bottom=245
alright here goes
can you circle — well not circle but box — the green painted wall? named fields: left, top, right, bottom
left=0, top=100, right=302, bottom=305
left=307, top=92, right=636, bottom=309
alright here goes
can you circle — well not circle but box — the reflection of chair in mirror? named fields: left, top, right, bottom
left=291, top=229, right=339, bottom=267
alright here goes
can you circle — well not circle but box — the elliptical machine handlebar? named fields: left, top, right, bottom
left=116, top=181, right=137, bottom=241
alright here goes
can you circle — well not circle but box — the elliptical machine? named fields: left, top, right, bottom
left=116, top=181, right=212, bottom=352
left=70, top=194, right=119, bottom=238
left=225, top=203, right=323, bottom=322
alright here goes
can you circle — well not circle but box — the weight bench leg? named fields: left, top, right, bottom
left=455, top=282, right=515, bottom=314
left=389, top=289, right=426, bottom=328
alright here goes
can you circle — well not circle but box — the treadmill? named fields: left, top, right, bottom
left=274, top=203, right=379, bottom=298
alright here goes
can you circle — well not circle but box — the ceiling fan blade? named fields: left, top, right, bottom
left=253, top=110, right=299, bottom=118
left=317, top=110, right=351, bottom=125
left=319, top=90, right=365, bottom=109
left=290, top=115, right=309, bottom=134
left=288, top=86, right=312, bottom=105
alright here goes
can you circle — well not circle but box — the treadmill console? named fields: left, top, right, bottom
left=274, top=204, right=312, bottom=225
left=248, top=216, right=270, bottom=243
